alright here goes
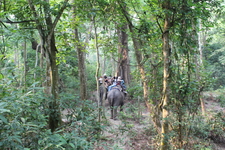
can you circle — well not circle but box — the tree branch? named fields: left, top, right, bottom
left=49, top=0, right=69, bottom=39
left=27, top=0, right=44, bottom=37
left=117, top=0, right=134, bottom=29
left=156, top=16, right=163, bottom=34
left=4, top=17, right=35, bottom=24
left=0, top=20, right=7, bottom=28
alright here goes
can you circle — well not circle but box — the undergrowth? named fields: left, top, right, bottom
left=0, top=79, right=104, bottom=150
left=1, top=74, right=225, bottom=150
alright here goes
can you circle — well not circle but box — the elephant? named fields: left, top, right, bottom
left=107, top=86, right=125, bottom=120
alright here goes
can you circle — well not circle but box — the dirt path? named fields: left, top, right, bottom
left=95, top=99, right=153, bottom=150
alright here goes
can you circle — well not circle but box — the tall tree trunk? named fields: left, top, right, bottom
left=103, top=56, right=106, bottom=75
left=33, top=42, right=40, bottom=93
left=117, top=0, right=148, bottom=101
left=15, top=45, right=19, bottom=68
left=0, top=33, right=6, bottom=67
left=40, top=42, right=45, bottom=88
left=73, top=1, right=87, bottom=101
left=117, top=0, right=162, bottom=135
left=161, top=1, right=172, bottom=149
left=23, top=40, right=27, bottom=89
left=198, top=20, right=206, bottom=115
left=129, top=27, right=148, bottom=102
left=47, top=34, right=61, bottom=132
left=74, top=28, right=87, bottom=100
left=93, top=16, right=101, bottom=122
left=117, top=24, right=131, bottom=85
left=111, top=53, right=115, bottom=76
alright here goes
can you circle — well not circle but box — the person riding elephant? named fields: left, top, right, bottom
left=108, top=76, right=118, bottom=91
left=118, top=76, right=126, bottom=90
left=103, top=73, right=107, bottom=80
left=99, top=76, right=103, bottom=84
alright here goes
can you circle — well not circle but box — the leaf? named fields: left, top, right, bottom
left=21, top=117, right=26, bottom=123
left=0, top=73, right=4, bottom=80
left=0, top=102, right=10, bottom=113
left=0, top=108, right=10, bottom=113
left=0, top=115, right=8, bottom=123
left=69, top=143, right=75, bottom=148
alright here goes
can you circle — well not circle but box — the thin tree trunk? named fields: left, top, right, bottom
left=23, top=40, right=27, bottom=89
left=93, top=17, right=101, bottom=122
left=40, top=43, right=44, bottom=88
left=102, top=55, right=106, bottom=75
left=48, top=35, right=61, bottom=132
left=198, top=20, right=206, bottom=115
left=130, top=30, right=148, bottom=102
left=15, top=44, right=19, bottom=69
left=32, top=43, right=39, bottom=93
left=73, top=2, right=87, bottom=101
left=74, top=28, right=87, bottom=100
left=0, top=33, right=6, bottom=67
left=161, top=1, right=172, bottom=149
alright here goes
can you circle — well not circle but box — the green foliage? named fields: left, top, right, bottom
left=163, top=112, right=224, bottom=149
left=86, top=63, right=98, bottom=93
left=58, top=53, right=79, bottom=93
left=189, top=112, right=225, bottom=148
left=59, top=93, right=103, bottom=149
left=217, top=95, right=225, bottom=107
left=119, top=100, right=145, bottom=122
left=0, top=75, right=103, bottom=149
left=208, top=112, right=225, bottom=143
left=0, top=76, right=47, bottom=149
left=211, top=88, right=225, bottom=107
left=204, top=44, right=225, bottom=89
left=126, top=83, right=143, bottom=99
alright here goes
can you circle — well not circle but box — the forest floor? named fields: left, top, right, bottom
left=203, top=92, right=225, bottom=150
left=94, top=92, right=225, bottom=150
left=62, top=91, right=225, bottom=150
left=94, top=98, right=155, bottom=150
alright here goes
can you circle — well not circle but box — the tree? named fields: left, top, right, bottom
left=160, top=0, right=172, bottom=149
left=117, top=0, right=149, bottom=102
left=158, top=0, right=221, bottom=148
left=27, top=0, right=69, bottom=132
left=117, top=23, right=131, bottom=85
left=72, top=0, right=87, bottom=101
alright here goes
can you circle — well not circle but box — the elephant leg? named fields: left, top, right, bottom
left=100, top=99, right=102, bottom=106
left=120, top=102, right=124, bottom=112
left=110, top=107, right=113, bottom=119
left=105, top=91, right=108, bottom=99
left=113, top=107, right=118, bottom=120
left=120, top=106, right=123, bottom=112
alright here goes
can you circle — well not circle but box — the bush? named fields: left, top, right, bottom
left=127, top=83, right=143, bottom=99
left=0, top=77, right=103, bottom=149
